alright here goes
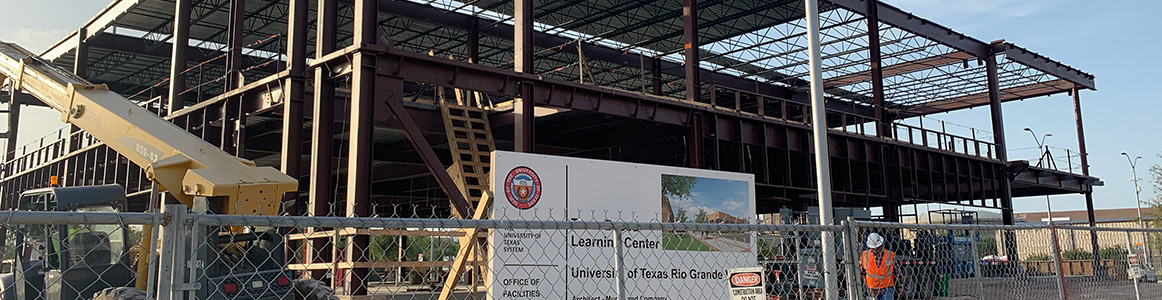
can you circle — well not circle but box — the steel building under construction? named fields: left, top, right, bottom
left=0, top=0, right=1100, bottom=296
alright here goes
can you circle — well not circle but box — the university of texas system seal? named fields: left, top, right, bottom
left=504, top=166, right=541, bottom=209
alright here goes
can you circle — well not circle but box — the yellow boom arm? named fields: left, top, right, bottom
left=0, top=41, right=295, bottom=215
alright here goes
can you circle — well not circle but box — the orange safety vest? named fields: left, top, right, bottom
left=861, top=249, right=895, bottom=289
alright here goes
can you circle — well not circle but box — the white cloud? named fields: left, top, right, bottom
left=722, top=200, right=743, bottom=211
left=669, top=197, right=712, bottom=216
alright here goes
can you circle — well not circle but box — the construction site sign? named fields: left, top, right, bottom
left=728, top=267, right=767, bottom=300
left=489, top=151, right=757, bottom=299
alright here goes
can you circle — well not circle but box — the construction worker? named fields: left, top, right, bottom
left=860, top=232, right=896, bottom=300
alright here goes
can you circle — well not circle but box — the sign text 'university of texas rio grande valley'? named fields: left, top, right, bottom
left=489, top=151, right=758, bottom=299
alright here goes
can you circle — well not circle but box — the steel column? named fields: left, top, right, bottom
left=883, top=205, right=899, bottom=222
left=688, top=113, right=703, bottom=168
left=467, top=18, right=480, bottom=63
left=168, top=0, right=191, bottom=114
left=219, top=0, right=245, bottom=157
left=1073, top=88, right=1101, bottom=267
left=682, top=0, right=701, bottom=103
left=0, top=88, right=17, bottom=254
left=281, top=0, right=308, bottom=267
left=308, top=0, right=338, bottom=280
left=225, top=0, right=246, bottom=91
left=865, top=0, right=889, bottom=137
left=987, top=50, right=1018, bottom=261
left=710, top=115, right=720, bottom=169
left=220, top=101, right=236, bottom=154
left=514, top=0, right=535, bottom=152
left=6, top=90, right=20, bottom=163
left=343, top=0, right=378, bottom=295
left=987, top=54, right=1012, bottom=223
left=282, top=0, right=308, bottom=212
left=65, top=26, right=89, bottom=182
left=684, top=0, right=702, bottom=170
left=652, top=57, right=663, bottom=95
left=73, top=28, right=89, bottom=78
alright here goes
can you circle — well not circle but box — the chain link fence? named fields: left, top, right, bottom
left=2, top=207, right=1162, bottom=299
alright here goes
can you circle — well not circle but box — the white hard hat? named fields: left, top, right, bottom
left=866, top=233, right=884, bottom=248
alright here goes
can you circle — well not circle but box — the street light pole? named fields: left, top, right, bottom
left=1023, top=128, right=1052, bottom=168
left=1024, top=128, right=1055, bottom=220
left=1123, top=152, right=1151, bottom=267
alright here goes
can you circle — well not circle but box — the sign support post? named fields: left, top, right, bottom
left=804, top=0, right=838, bottom=298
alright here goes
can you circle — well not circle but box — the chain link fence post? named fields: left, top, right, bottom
left=1127, top=230, right=1142, bottom=300
left=969, top=226, right=983, bottom=299
left=1049, top=222, right=1067, bottom=300
left=144, top=184, right=162, bottom=297
left=155, top=204, right=188, bottom=300
left=613, top=227, right=627, bottom=300
left=842, top=217, right=861, bottom=300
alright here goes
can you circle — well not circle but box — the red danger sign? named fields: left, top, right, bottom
left=730, top=273, right=762, bottom=287
left=728, top=267, right=766, bottom=300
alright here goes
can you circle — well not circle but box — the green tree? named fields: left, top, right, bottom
left=404, top=236, right=460, bottom=262
left=661, top=175, right=697, bottom=200
left=1146, top=154, right=1162, bottom=251
left=756, top=238, right=770, bottom=259
left=369, top=235, right=400, bottom=262
left=695, top=209, right=709, bottom=223
left=674, top=208, right=689, bottom=223
left=366, top=235, right=461, bottom=262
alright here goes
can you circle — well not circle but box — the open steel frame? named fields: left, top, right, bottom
left=0, top=0, right=1101, bottom=295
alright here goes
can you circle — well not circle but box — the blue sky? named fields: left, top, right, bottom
left=884, top=0, right=1162, bottom=214
left=668, top=177, right=752, bottom=220
left=1, top=0, right=1158, bottom=214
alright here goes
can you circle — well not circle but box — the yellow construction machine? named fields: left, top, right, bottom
left=0, top=41, right=320, bottom=300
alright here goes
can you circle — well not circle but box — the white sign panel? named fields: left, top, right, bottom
left=728, top=267, right=767, bottom=300
left=489, top=151, right=758, bottom=299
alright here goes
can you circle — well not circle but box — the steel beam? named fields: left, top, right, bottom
left=281, top=0, right=308, bottom=214
left=827, top=0, right=991, bottom=58
left=514, top=0, right=535, bottom=152
left=999, top=43, right=1096, bottom=90
left=40, top=0, right=143, bottom=60
left=168, top=0, right=191, bottom=114
left=682, top=0, right=701, bottom=103
left=371, top=0, right=873, bottom=118
left=383, top=82, right=473, bottom=218
left=84, top=34, right=278, bottom=75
